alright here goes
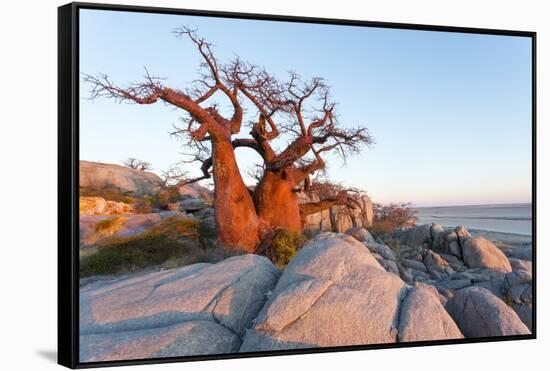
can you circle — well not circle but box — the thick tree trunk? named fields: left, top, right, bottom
left=211, top=138, right=260, bottom=252
left=253, top=171, right=302, bottom=233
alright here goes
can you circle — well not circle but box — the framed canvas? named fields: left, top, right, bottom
left=58, top=2, right=536, bottom=368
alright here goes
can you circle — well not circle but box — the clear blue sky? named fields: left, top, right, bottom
left=79, top=9, right=532, bottom=207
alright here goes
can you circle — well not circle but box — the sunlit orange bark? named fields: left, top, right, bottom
left=253, top=171, right=302, bottom=233
left=211, top=138, right=261, bottom=252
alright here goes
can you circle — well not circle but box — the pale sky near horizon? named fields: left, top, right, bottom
left=79, top=9, right=533, bottom=207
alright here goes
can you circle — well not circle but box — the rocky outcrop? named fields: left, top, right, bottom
left=80, top=255, right=280, bottom=362
left=445, top=287, right=530, bottom=337
left=301, top=194, right=374, bottom=234
left=240, top=233, right=462, bottom=352
left=79, top=225, right=531, bottom=360
left=390, top=224, right=513, bottom=273
left=80, top=161, right=162, bottom=196
left=79, top=196, right=134, bottom=216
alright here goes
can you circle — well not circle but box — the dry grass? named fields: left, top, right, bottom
left=79, top=216, right=227, bottom=277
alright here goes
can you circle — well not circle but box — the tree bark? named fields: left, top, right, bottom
left=253, top=170, right=302, bottom=233
left=211, top=137, right=261, bottom=252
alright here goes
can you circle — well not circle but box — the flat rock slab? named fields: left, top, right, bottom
left=240, top=233, right=407, bottom=351
left=445, top=286, right=530, bottom=337
left=80, top=255, right=280, bottom=361
left=81, top=320, right=240, bottom=362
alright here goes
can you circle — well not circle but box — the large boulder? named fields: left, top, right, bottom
left=445, top=287, right=530, bottom=337
left=398, top=286, right=463, bottom=342
left=80, top=160, right=162, bottom=196
left=461, top=237, right=512, bottom=272
left=240, top=233, right=461, bottom=352
left=80, top=255, right=280, bottom=361
left=240, top=233, right=406, bottom=351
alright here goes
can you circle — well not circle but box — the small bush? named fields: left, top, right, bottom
left=265, top=230, right=307, bottom=268
left=80, top=216, right=203, bottom=277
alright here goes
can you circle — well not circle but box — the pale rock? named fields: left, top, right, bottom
left=366, top=242, right=396, bottom=261
left=509, top=258, right=532, bottom=274
left=80, top=160, right=162, bottom=196
left=461, top=237, right=512, bottom=272
left=445, top=287, right=530, bottom=337
left=398, top=286, right=463, bottom=342
left=240, top=233, right=408, bottom=351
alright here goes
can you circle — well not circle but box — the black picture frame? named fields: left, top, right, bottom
left=58, top=2, right=537, bottom=369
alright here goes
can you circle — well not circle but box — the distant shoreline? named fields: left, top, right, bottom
left=414, top=202, right=531, bottom=209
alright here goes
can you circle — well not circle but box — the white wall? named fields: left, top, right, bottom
left=0, top=0, right=547, bottom=370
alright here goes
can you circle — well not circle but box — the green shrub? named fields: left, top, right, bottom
left=267, top=230, right=307, bottom=268
left=80, top=216, right=202, bottom=277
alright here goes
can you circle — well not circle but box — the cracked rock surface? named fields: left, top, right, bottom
left=445, top=286, right=529, bottom=337
left=240, top=233, right=463, bottom=352
left=80, top=255, right=280, bottom=362
left=398, top=285, right=463, bottom=342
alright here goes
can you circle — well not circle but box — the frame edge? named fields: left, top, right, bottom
left=58, top=2, right=78, bottom=369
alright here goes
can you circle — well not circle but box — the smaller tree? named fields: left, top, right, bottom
left=371, top=202, right=417, bottom=235
left=123, top=157, right=152, bottom=171
left=299, top=181, right=362, bottom=220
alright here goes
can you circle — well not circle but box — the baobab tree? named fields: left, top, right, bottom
left=122, top=157, right=152, bottom=171
left=84, top=27, right=373, bottom=252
